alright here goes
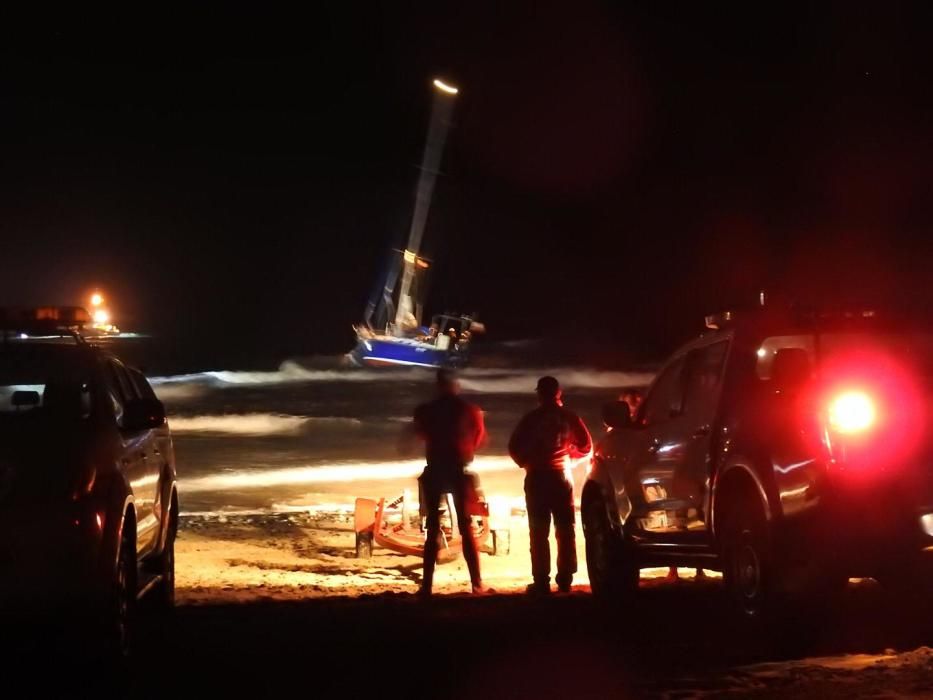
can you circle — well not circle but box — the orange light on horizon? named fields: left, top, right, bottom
left=90, top=292, right=103, bottom=307
left=93, top=309, right=110, bottom=325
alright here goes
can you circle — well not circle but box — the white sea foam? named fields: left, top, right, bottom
left=149, top=360, right=422, bottom=388
left=150, top=360, right=652, bottom=395
left=151, top=383, right=208, bottom=401
left=458, top=369, right=654, bottom=393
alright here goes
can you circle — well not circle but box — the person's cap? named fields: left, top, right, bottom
left=535, top=375, right=560, bottom=396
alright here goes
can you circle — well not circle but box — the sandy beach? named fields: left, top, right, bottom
left=170, top=511, right=933, bottom=698
left=173, top=505, right=717, bottom=604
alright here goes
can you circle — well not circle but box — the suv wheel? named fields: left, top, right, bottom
left=583, top=496, right=638, bottom=599
left=105, top=532, right=137, bottom=659
left=152, top=500, right=177, bottom=610
left=721, top=497, right=772, bottom=618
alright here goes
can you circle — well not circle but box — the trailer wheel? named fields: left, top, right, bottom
left=356, top=529, right=374, bottom=559
left=492, top=529, right=510, bottom=556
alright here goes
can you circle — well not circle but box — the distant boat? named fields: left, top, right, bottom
left=348, top=79, right=484, bottom=369
left=350, top=252, right=484, bottom=368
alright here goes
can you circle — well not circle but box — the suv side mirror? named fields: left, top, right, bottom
left=602, top=401, right=633, bottom=430
left=122, top=398, right=166, bottom=431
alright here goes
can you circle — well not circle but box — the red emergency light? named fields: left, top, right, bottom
left=828, top=390, right=876, bottom=434
left=818, top=347, right=926, bottom=474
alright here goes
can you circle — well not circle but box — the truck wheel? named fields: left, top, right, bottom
left=583, top=496, right=638, bottom=600
left=721, top=497, right=772, bottom=619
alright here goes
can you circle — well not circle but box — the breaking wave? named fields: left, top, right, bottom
left=150, top=359, right=652, bottom=395
left=151, top=383, right=208, bottom=402
left=458, top=369, right=653, bottom=394
left=168, top=413, right=360, bottom=436
left=150, top=360, right=381, bottom=387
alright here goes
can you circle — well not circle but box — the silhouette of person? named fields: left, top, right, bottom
left=509, top=376, right=592, bottom=594
left=413, top=369, right=486, bottom=597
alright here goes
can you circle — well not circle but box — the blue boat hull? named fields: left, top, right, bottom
left=350, top=335, right=466, bottom=369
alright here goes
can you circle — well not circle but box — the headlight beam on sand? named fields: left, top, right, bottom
left=181, top=456, right=517, bottom=493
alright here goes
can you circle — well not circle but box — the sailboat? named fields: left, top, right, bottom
left=348, top=79, right=484, bottom=369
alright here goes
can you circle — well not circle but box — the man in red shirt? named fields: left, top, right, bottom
left=413, top=369, right=486, bottom=597
left=509, top=376, right=592, bottom=594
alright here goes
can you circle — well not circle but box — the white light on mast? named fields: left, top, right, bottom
left=432, top=79, right=459, bottom=95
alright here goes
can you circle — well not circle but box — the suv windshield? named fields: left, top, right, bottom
left=0, top=345, right=93, bottom=419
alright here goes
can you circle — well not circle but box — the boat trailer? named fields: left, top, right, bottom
left=354, top=484, right=510, bottom=559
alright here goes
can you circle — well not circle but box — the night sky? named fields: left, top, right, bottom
left=3, top=4, right=933, bottom=368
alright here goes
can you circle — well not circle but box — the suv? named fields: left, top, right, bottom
left=0, top=307, right=178, bottom=654
left=583, top=306, right=933, bottom=616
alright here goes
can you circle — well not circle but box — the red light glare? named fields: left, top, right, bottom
left=828, top=391, right=876, bottom=434
left=818, top=345, right=927, bottom=473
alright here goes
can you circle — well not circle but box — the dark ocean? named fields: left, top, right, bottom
left=145, top=347, right=654, bottom=514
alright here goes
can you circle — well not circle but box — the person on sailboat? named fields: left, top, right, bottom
left=413, top=369, right=486, bottom=598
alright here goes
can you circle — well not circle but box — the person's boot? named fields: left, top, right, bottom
left=525, top=581, right=551, bottom=595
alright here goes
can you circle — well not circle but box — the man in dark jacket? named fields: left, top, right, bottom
left=509, top=376, right=592, bottom=594
left=413, top=369, right=486, bottom=597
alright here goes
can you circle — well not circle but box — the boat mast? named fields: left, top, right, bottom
left=393, top=78, right=459, bottom=334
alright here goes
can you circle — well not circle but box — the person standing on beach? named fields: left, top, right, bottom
left=413, top=369, right=486, bottom=598
left=620, top=388, right=644, bottom=424
left=509, top=376, right=592, bottom=594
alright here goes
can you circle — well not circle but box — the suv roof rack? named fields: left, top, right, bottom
left=703, top=303, right=915, bottom=335
left=0, top=307, right=92, bottom=345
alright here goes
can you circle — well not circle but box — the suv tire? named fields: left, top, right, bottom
left=104, top=531, right=137, bottom=659
left=721, top=495, right=773, bottom=619
left=583, top=496, right=638, bottom=600
left=152, top=502, right=177, bottom=611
